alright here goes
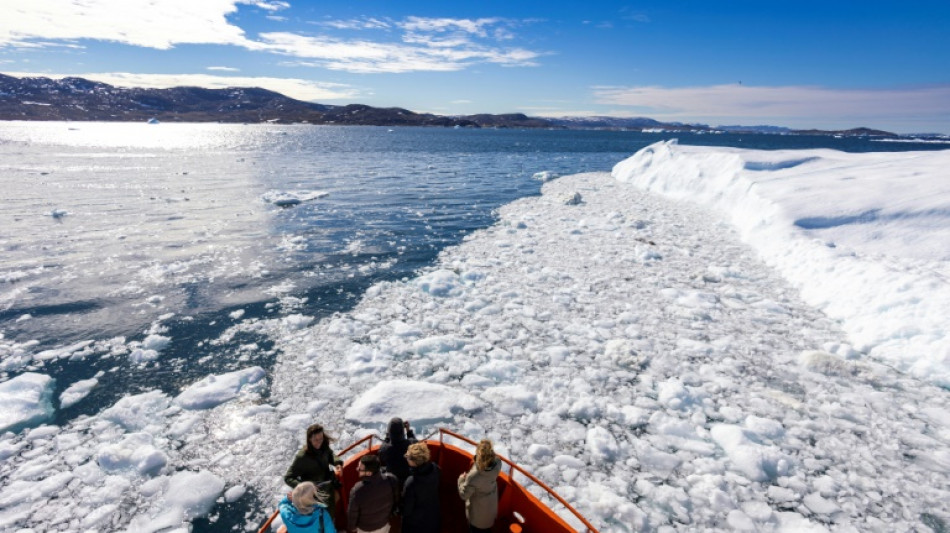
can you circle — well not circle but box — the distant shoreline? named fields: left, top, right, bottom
left=5, top=73, right=945, bottom=138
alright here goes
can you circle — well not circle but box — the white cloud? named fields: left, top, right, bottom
left=258, top=32, right=539, bottom=73
left=5, top=71, right=360, bottom=101
left=1, top=5, right=542, bottom=74
left=398, top=17, right=501, bottom=37
left=593, top=84, right=950, bottom=129
left=207, top=66, right=240, bottom=72
left=248, top=1, right=289, bottom=11
left=0, top=0, right=264, bottom=50
left=315, top=18, right=393, bottom=31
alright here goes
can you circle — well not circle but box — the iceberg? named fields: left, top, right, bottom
left=0, top=373, right=55, bottom=433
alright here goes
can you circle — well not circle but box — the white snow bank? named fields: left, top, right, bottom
left=0, top=372, right=55, bottom=433
left=174, top=366, right=267, bottom=409
left=613, top=140, right=950, bottom=386
left=344, top=380, right=484, bottom=425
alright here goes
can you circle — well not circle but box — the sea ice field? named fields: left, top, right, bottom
left=1, top=129, right=949, bottom=532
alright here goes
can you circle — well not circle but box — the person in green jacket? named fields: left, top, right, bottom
left=285, top=423, right=344, bottom=514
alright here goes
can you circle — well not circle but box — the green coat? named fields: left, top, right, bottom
left=285, top=445, right=341, bottom=486
left=284, top=445, right=342, bottom=510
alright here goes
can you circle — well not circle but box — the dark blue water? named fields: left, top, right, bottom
left=0, top=123, right=944, bottom=531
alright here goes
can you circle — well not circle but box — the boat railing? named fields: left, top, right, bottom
left=337, top=432, right=386, bottom=458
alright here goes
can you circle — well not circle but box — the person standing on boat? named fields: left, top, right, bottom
left=279, top=481, right=337, bottom=533
left=347, top=455, right=399, bottom=533
left=377, top=417, right=417, bottom=486
left=285, top=424, right=344, bottom=513
left=401, top=442, right=441, bottom=533
left=457, top=439, right=502, bottom=533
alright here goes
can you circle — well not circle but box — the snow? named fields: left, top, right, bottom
left=613, top=140, right=950, bottom=386
left=1, top=142, right=949, bottom=532
left=0, top=373, right=54, bottom=433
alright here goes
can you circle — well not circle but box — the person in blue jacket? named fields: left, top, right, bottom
left=279, top=481, right=337, bottom=533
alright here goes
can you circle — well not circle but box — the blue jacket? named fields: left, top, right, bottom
left=278, top=495, right=337, bottom=533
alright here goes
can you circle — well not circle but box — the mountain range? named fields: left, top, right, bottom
left=0, top=73, right=899, bottom=137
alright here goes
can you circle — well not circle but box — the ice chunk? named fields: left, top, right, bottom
left=0, top=372, right=55, bottom=433
left=142, top=334, right=171, bottom=352
left=174, top=366, right=267, bottom=410
left=282, top=314, right=314, bottom=330
left=59, top=376, right=99, bottom=408
left=415, top=269, right=464, bottom=297
left=803, top=492, right=841, bottom=515
left=101, top=390, right=172, bottom=431
left=96, top=432, right=168, bottom=476
left=481, top=385, right=538, bottom=416
left=129, top=348, right=160, bottom=363
left=126, top=470, right=225, bottom=532
left=224, top=485, right=246, bottom=502
left=262, top=190, right=329, bottom=207
left=586, top=426, right=620, bottom=464
left=710, top=424, right=792, bottom=482
left=412, top=335, right=466, bottom=355
left=560, top=191, right=583, bottom=205
left=345, top=380, right=484, bottom=425
left=532, top=170, right=559, bottom=182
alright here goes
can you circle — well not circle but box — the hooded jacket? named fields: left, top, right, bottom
left=377, top=417, right=417, bottom=483
left=458, top=459, right=502, bottom=529
left=402, top=461, right=441, bottom=533
left=278, top=495, right=337, bottom=533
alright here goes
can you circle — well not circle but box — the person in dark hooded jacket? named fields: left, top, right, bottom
left=285, top=423, right=344, bottom=513
left=401, top=442, right=441, bottom=533
left=377, top=417, right=416, bottom=485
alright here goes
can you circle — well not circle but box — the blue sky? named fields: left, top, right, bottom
left=1, top=0, right=949, bottom=133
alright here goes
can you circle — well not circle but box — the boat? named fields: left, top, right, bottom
left=257, top=427, right=598, bottom=533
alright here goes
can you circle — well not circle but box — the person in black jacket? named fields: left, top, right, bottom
left=402, top=442, right=441, bottom=533
left=285, top=423, right=343, bottom=513
left=377, top=417, right=416, bottom=486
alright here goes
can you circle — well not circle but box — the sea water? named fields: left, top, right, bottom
left=0, top=122, right=944, bottom=531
